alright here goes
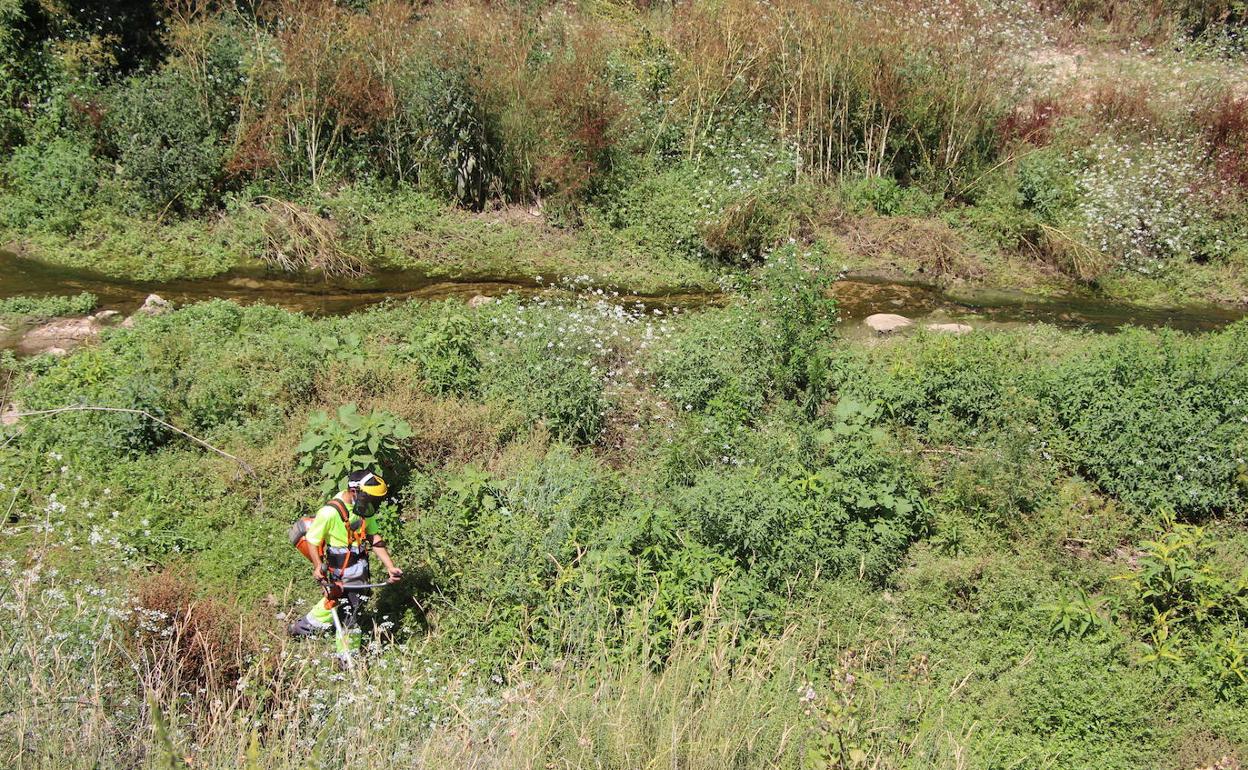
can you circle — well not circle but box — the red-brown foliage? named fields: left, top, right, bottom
left=1088, top=82, right=1160, bottom=130
left=998, top=97, right=1066, bottom=147
left=1196, top=91, right=1248, bottom=194
left=230, top=0, right=418, bottom=186
left=131, top=571, right=255, bottom=690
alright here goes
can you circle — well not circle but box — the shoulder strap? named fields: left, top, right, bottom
left=327, top=498, right=350, bottom=523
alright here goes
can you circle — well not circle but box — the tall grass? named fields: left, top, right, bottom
left=3, top=565, right=826, bottom=769
left=666, top=0, right=1016, bottom=188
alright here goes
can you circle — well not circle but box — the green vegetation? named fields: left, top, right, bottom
left=2, top=0, right=1248, bottom=303
left=0, top=291, right=96, bottom=321
left=3, top=1, right=1248, bottom=768
left=2, top=249, right=1247, bottom=765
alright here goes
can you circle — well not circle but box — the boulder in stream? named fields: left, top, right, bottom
left=23, top=317, right=100, bottom=346
left=122, top=294, right=174, bottom=328
left=864, top=313, right=913, bottom=334
left=925, top=322, right=974, bottom=334
left=92, top=310, right=123, bottom=326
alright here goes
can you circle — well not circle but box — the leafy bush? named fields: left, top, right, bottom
left=296, top=403, right=413, bottom=495
left=650, top=306, right=770, bottom=419
left=1087, top=518, right=1248, bottom=701
left=961, top=148, right=1095, bottom=277
left=13, top=346, right=173, bottom=460
left=484, top=336, right=605, bottom=445
left=106, top=63, right=233, bottom=214
left=750, top=249, right=838, bottom=406
left=480, top=300, right=616, bottom=445
left=407, top=309, right=481, bottom=397
left=0, top=292, right=97, bottom=320
left=840, top=176, right=941, bottom=217
left=582, top=505, right=753, bottom=659
left=1051, top=328, right=1248, bottom=517
left=0, top=137, right=101, bottom=232
left=674, top=427, right=928, bottom=587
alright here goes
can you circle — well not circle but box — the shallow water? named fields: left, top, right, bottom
left=1, top=250, right=1245, bottom=355
left=828, top=277, right=1248, bottom=335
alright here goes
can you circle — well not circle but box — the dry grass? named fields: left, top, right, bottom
left=666, top=0, right=1014, bottom=187
left=131, top=571, right=258, bottom=692
left=838, top=215, right=987, bottom=282
left=257, top=197, right=367, bottom=278
left=2, top=569, right=842, bottom=769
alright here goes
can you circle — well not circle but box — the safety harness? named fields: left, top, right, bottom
left=320, top=498, right=369, bottom=581
left=290, top=496, right=370, bottom=582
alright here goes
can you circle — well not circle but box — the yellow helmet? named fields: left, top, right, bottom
left=347, top=469, right=388, bottom=500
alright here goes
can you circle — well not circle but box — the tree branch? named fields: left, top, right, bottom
left=5, top=406, right=254, bottom=476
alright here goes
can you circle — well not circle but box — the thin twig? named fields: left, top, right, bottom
left=0, top=698, right=96, bottom=721
left=7, top=406, right=254, bottom=475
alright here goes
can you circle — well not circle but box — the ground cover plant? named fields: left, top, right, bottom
left=2, top=1, right=1248, bottom=768
left=1, top=255, right=1247, bottom=766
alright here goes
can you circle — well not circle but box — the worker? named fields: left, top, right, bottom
left=288, top=469, right=403, bottom=637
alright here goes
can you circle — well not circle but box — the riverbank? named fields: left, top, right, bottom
left=8, top=193, right=1248, bottom=315
left=0, top=191, right=722, bottom=295
left=4, top=247, right=1247, bottom=361
left=2, top=267, right=1246, bottom=768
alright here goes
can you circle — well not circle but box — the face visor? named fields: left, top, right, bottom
left=348, top=471, right=388, bottom=516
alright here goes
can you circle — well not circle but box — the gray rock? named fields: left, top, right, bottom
left=23, top=317, right=99, bottom=345
left=138, top=294, right=173, bottom=316
left=45, top=347, right=69, bottom=357
left=122, top=294, right=174, bottom=328
left=925, top=323, right=974, bottom=334
left=864, top=313, right=913, bottom=334
left=467, top=294, right=495, bottom=309
left=92, top=310, right=123, bottom=326
left=0, top=404, right=18, bottom=427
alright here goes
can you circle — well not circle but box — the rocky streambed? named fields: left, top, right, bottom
left=6, top=294, right=172, bottom=356
left=2, top=250, right=1247, bottom=359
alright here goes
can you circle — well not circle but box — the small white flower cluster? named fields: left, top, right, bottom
left=1077, top=138, right=1219, bottom=275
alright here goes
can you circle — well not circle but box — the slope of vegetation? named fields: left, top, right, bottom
left=1, top=253, right=1247, bottom=767
left=1, top=0, right=1247, bottom=302
left=3, top=2, right=1248, bottom=768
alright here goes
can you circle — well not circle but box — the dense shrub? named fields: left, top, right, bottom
left=474, top=295, right=649, bottom=446
left=1050, top=327, right=1248, bottom=517
left=751, top=250, right=838, bottom=405
left=830, top=330, right=1048, bottom=440
left=105, top=62, right=235, bottom=213
left=405, top=309, right=481, bottom=397
left=1076, top=139, right=1222, bottom=275
left=650, top=306, right=770, bottom=419
left=408, top=452, right=627, bottom=658
left=15, top=301, right=325, bottom=460
left=596, top=124, right=795, bottom=263
left=962, top=148, right=1094, bottom=278
left=0, top=137, right=101, bottom=232
left=483, top=331, right=606, bottom=445
left=0, top=292, right=97, bottom=319
left=675, top=430, right=928, bottom=587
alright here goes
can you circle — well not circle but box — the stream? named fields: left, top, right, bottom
left=2, top=250, right=1246, bottom=355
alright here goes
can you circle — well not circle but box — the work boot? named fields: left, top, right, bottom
left=288, top=613, right=331, bottom=637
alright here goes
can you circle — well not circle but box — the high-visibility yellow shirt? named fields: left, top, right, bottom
left=305, top=491, right=379, bottom=548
